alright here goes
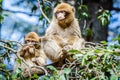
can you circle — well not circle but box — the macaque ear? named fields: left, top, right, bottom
left=72, top=7, right=75, bottom=12
left=24, top=35, right=27, bottom=43
left=39, top=37, right=41, bottom=42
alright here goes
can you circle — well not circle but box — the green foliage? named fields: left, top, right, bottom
left=39, top=66, right=71, bottom=80
left=39, top=1, right=52, bottom=22
left=112, top=34, right=120, bottom=44
left=0, top=0, right=2, bottom=3
left=73, top=43, right=120, bottom=79
left=77, top=5, right=89, bottom=20
left=40, top=40, right=120, bottom=80
left=0, top=14, right=4, bottom=23
left=97, top=9, right=111, bottom=26
left=0, top=40, right=120, bottom=80
left=85, top=28, right=93, bottom=37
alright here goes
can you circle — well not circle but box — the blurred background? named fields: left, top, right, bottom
left=0, top=0, right=120, bottom=70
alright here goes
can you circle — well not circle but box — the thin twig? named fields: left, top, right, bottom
left=31, top=66, right=48, bottom=75
left=37, top=0, right=50, bottom=23
left=83, top=19, right=87, bottom=32
left=2, top=9, right=40, bottom=16
left=0, top=44, right=17, bottom=53
left=0, top=40, right=24, bottom=46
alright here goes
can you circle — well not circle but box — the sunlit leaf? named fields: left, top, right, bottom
left=0, top=63, right=6, bottom=68
left=112, top=34, right=120, bottom=44
left=64, top=68, right=71, bottom=75
left=3, top=14, right=8, bottom=16
left=68, top=49, right=81, bottom=54
left=15, top=68, right=22, bottom=74
left=31, top=73, right=39, bottom=79
left=0, top=75, right=4, bottom=80
left=73, top=54, right=83, bottom=59
left=100, top=41, right=108, bottom=45
left=0, top=0, right=2, bottom=2
left=59, top=74, right=66, bottom=80
left=16, top=58, right=22, bottom=64
left=82, top=12, right=89, bottom=18
left=110, top=75, right=118, bottom=80
left=94, top=49, right=101, bottom=53
left=102, top=53, right=109, bottom=64
left=47, top=66, right=57, bottom=71
left=97, top=10, right=111, bottom=26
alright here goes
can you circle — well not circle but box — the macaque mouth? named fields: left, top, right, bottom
left=58, top=17, right=65, bottom=21
left=55, top=11, right=69, bottom=21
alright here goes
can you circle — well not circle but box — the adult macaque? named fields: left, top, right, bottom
left=14, top=32, right=47, bottom=77
left=43, top=3, right=85, bottom=64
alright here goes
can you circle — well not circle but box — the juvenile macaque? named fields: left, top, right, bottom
left=43, top=3, right=85, bottom=63
left=14, top=32, right=47, bottom=77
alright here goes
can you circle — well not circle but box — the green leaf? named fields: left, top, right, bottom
left=100, top=41, right=108, bottom=45
left=59, top=74, right=66, bottom=80
left=64, top=68, right=71, bottom=74
left=110, top=75, right=118, bottom=80
left=0, top=63, right=6, bottom=68
left=97, top=10, right=111, bottom=26
left=86, top=28, right=92, bottom=36
left=31, top=73, right=39, bottom=79
left=82, top=12, right=89, bottom=18
left=0, top=75, right=4, bottom=80
left=82, top=55, right=87, bottom=66
left=102, top=53, right=109, bottom=64
left=15, top=68, right=22, bottom=74
left=94, top=49, right=101, bottom=53
left=73, top=54, right=83, bottom=59
left=112, top=34, right=120, bottom=44
left=16, top=58, right=22, bottom=64
left=3, top=14, right=8, bottom=16
left=68, top=49, right=81, bottom=54
left=78, top=5, right=88, bottom=11
left=91, top=55, right=97, bottom=59
left=0, top=0, right=2, bottom=3
left=47, top=66, right=57, bottom=71
left=12, top=73, right=18, bottom=79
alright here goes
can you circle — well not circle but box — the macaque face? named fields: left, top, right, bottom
left=25, top=40, right=37, bottom=45
left=55, top=11, right=68, bottom=21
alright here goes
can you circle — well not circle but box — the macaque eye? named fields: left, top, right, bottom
left=25, top=40, right=30, bottom=43
left=60, top=11, right=65, bottom=13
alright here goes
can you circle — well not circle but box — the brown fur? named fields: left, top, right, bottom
left=25, top=32, right=40, bottom=42
left=14, top=32, right=47, bottom=77
left=54, top=3, right=75, bottom=28
left=43, top=3, right=85, bottom=64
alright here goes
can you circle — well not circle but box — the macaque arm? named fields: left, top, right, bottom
left=53, top=35, right=67, bottom=47
left=72, top=19, right=82, bottom=38
left=67, top=35, right=79, bottom=45
left=35, top=50, right=47, bottom=66
left=73, top=38, right=85, bottom=50
left=45, top=21, right=58, bottom=36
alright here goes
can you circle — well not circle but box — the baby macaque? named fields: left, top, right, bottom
left=14, top=32, right=47, bottom=77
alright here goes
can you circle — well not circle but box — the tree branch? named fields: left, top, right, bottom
left=0, top=44, right=17, bottom=53
left=31, top=66, right=48, bottom=75
left=2, top=9, right=40, bottom=17
left=37, top=0, right=50, bottom=23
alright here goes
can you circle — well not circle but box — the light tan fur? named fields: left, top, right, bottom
left=43, top=3, right=85, bottom=63
left=14, top=32, right=47, bottom=77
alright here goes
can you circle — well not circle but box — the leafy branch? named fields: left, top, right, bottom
left=37, top=0, right=50, bottom=23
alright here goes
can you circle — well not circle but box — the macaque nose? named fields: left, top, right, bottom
left=28, top=42, right=32, bottom=45
left=57, top=13, right=65, bottom=20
